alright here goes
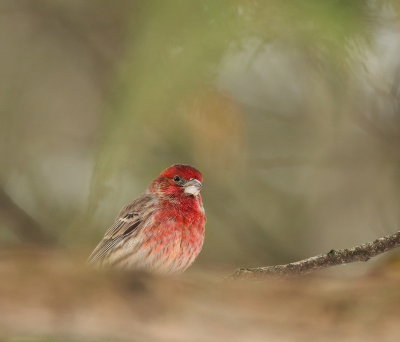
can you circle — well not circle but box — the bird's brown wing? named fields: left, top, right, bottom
left=87, top=193, right=157, bottom=265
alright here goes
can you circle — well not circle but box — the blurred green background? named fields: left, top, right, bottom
left=1, top=0, right=400, bottom=269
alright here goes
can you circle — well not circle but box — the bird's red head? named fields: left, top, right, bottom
left=149, top=164, right=203, bottom=197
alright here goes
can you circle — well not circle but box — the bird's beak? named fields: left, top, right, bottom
left=184, top=179, right=202, bottom=196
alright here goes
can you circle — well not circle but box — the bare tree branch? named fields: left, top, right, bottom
left=232, top=231, right=400, bottom=279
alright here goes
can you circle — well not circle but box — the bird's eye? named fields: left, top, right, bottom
left=173, top=175, right=181, bottom=183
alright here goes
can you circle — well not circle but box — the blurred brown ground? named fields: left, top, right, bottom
left=0, top=249, right=400, bottom=342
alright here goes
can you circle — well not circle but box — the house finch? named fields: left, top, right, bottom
left=88, top=164, right=206, bottom=274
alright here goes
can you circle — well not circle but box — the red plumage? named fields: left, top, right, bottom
left=88, top=164, right=206, bottom=274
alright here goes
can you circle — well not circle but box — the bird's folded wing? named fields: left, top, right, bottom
left=87, top=194, right=156, bottom=264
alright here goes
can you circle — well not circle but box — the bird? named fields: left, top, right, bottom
left=88, top=164, right=206, bottom=274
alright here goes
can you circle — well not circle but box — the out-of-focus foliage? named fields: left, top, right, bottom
left=1, top=0, right=400, bottom=268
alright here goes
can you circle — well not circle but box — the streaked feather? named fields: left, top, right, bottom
left=87, top=194, right=156, bottom=264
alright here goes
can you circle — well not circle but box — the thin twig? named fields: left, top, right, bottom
left=232, top=231, right=400, bottom=279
